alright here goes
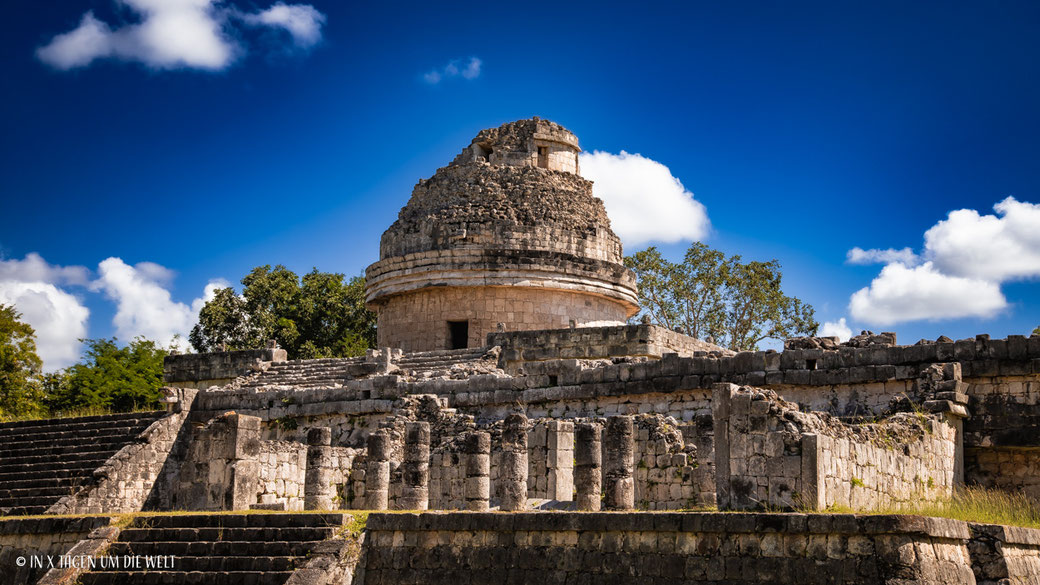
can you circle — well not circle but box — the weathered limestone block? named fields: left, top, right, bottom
left=463, top=431, right=491, bottom=511
left=304, top=427, right=335, bottom=510
left=398, top=422, right=430, bottom=510
left=365, top=431, right=391, bottom=511
left=546, top=420, right=574, bottom=501
left=500, top=413, right=529, bottom=511
left=604, top=415, right=635, bottom=510
left=574, top=422, right=602, bottom=511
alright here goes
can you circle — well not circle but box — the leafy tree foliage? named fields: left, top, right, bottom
left=190, top=265, right=376, bottom=359
left=0, top=304, right=46, bottom=418
left=47, top=338, right=167, bottom=413
left=624, top=243, right=818, bottom=351
left=1033, top=325, right=1040, bottom=336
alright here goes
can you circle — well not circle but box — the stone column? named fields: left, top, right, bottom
left=603, top=415, right=635, bottom=510
left=547, top=420, right=574, bottom=501
left=574, top=422, right=602, bottom=511
left=365, top=431, right=391, bottom=511
left=399, top=422, right=430, bottom=510
left=463, top=431, right=491, bottom=511
left=304, top=427, right=335, bottom=510
left=500, top=413, right=528, bottom=512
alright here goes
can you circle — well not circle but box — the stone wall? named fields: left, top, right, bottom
left=373, top=286, right=631, bottom=352
left=713, top=384, right=957, bottom=511
left=968, top=523, right=1040, bottom=585
left=47, top=389, right=196, bottom=515
left=164, top=347, right=286, bottom=389
left=256, top=440, right=307, bottom=510
left=488, top=323, right=731, bottom=373
left=0, top=516, right=111, bottom=585
left=174, top=412, right=261, bottom=511
left=359, top=511, right=977, bottom=584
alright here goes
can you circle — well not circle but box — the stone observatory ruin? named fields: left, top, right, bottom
left=364, top=117, right=639, bottom=351
left=5, top=118, right=1040, bottom=585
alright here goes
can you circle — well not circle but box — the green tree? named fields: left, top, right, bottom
left=1033, top=325, right=1040, bottom=336
left=190, top=265, right=376, bottom=359
left=48, top=337, right=167, bottom=413
left=0, top=304, right=46, bottom=419
left=624, top=243, right=818, bottom=351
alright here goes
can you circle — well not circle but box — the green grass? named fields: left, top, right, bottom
left=822, top=486, right=1040, bottom=529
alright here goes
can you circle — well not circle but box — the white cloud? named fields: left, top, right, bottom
left=92, top=258, right=225, bottom=349
left=819, top=317, right=852, bottom=342
left=849, top=261, right=1007, bottom=326
left=578, top=150, right=710, bottom=247
left=923, top=197, right=1040, bottom=282
left=242, top=2, right=326, bottom=47
left=0, top=255, right=91, bottom=371
left=36, top=0, right=326, bottom=71
left=846, top=197, right=1040, bottom=326
left=846, top=247, right=919, bottom=266
left=424, top=57, right=482, bottom=84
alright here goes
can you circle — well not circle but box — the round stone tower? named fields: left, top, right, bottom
left=365, top=117, right=639, bottom=351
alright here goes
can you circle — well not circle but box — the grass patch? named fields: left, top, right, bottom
left=821, top=486, right=1040, bottom=529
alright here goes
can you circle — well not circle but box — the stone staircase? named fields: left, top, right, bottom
left=237, top=347, right=494, bottom=389
left=79, top=512, right=349, bottom=585
left=0, top=411, right=167, bottom=516
left=239, top=357, right=369, bottom=390
left=395, top=347, right=490, bottom=376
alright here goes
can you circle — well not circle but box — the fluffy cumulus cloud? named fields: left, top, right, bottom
left=847, top=197, right=1040, bottom=326
left=36, top=0, right=326, bottom=71
left=0, top=252, right=226, bottom=370
left=923, top=197, right=1040, bottom=282
left=0, top=255, right=91, bottom=371
left=424, top=57, right=482, bottom=84
left=819, top=318, right=852, bottom=342
left=92, top=258, right=225, bottom=350
left=849, top=262, right=1007, bottom=326
left=579, top=150, right=710, bottom=247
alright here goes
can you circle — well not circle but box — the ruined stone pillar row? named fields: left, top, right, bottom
left=574, top=422, right=602, bottom=511
left=365, top=431, right=391, bottom=511
left=547, top=420, right=574, bottom=501
left=399, top=422, right=431, bottom=510
left=463, top=431, right=491, bottom=511
left=500, top=413, right=529, bottom=512
left=304, top=427, right=335, bottom=510
left=603, top=415, right=635, bottom=510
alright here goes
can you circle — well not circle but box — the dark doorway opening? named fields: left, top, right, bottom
left=537, top=146, right=548, bottom=168
left=448, top=320, right=469, bottom=349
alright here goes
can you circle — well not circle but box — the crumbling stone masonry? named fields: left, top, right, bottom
left=604, top=415, right=636, bottom=510
left=398, top=421, right=430, bottom=510
left=574, top=422, right=602, bottom=511
left=464, top=430, right=491, bottom=511
left=500, top=413, right=528, bottom=511
left=714, top=383, right=957, bottom=511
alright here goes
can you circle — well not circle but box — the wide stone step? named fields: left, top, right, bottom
left=0, top=460, right=109, bottom=478
left=79, top=570, right=293, bottom=585
left=118, top=527, right=338, bottom=542
left=0, top=436, right=137, bottom=458
left=0, top=494, right=61, bottom=508
left=0, top=504, right=49, bottom=516
left=128, top=512, right=347, bottom=529
left=0, top=485, right=76, bottom=499
left=0, top=412, right=164, bottom=437
left=0, top=475, right=87, bottom=490
left=108, top=540, right=324, bottom=557
left=88, top=556, right=299, bottom=573
left=0, top=422, right=154, bottom=444
left=0, top=452, right=112, bottom=469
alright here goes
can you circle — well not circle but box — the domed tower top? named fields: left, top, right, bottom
left=365, top=117, right=639, bottom=351
left=449, top=116, right=581, bottom=173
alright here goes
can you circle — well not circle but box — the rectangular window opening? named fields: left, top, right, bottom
left=448, top=320, right=469, bottom=350
left=806, top=359, right=817, bottom=371
left=537, top=146, right=548, bottom=168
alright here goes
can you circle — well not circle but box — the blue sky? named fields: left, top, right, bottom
left=2, top=1, right=1039, bottom=369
